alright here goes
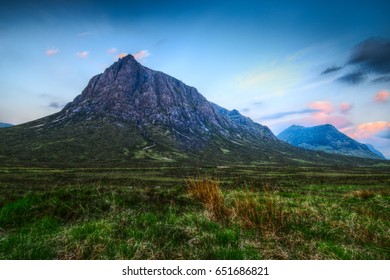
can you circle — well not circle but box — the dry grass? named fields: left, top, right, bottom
left=230, top=187, right=287, bottom=233
left=187, top=177, right=288, bottom=233
left=349, top=190, right=376, bottom=199
left=186, top=177, right=227, bottom=219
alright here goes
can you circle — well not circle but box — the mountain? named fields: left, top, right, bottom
left=0, top=55, right=383, bottom=166
left=277, top=124, right=385, bottom=160
left=0, top=122, right=13, bottom=128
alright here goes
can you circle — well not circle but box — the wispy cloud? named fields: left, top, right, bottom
left=116, top=53, right=128, bottom=59
left=341, top=121, right=390, bottom=140
left=337, top=71, right=366, bottom=85
left=133, top=49, right=150, bottom=61
left=46, top=48, right=59, bottom=56
left=261, top=109, right=319, bottom=120
left=374, top=90, right=390, bottom=103
left=371, top=76, right=390, bottom=83
left=309, top=101, right=333, bottom=114
left=48, top=102, right=63, bottom=109
left=325, top=38, right=390, bottom=87
left=321, top=65, right=343, bottom=75
left=339, top=102, right=353, bottom=114
left=348, top=37, right=390, bottom=74
left=107, top=48, right=118, bottom=54
left=76, top=51, right=89, bottom=59
left=77, top=32, right=90, bottom=37
left=306, top=101, right=350, bottom=128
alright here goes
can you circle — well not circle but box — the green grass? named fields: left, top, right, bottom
left=0, top=166, right=389, bottom=259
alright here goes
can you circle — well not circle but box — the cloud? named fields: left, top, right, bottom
left=321, top=65, right=343, bottom=75
left=371, top=76, right=390, bottom=83
left=329, top=38, right=390, bottom=87
left=337, top=71, right=366, bottom=85
left=240, top=108, right=250, bottom=113
left=306, top=101, right=351, bottom=128
left=339, top=102, right=352, bottom=114
left=374, top=90, right=390, bottom=103
left=76, top=51, right=89, bottom=59
left=116, top=53, right=128, bottom=59
left=49, top=102, right=63, bottom=109
left=77, top=32, right=90, bottom=37
left=261, top=108, right=319, bottom=120
left=341, top=122, right=390, bottom=140
left=46, top=48, right=59, bottom=56
left=107, top=48, right=118, bottom=54
left=348, top=37, right=390, bottom=74
left=133, top=50, right=150, bottom=61
left=309, top=101, right=333, bottom=114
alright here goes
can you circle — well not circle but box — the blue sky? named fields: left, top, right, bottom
left=1, top=0, right=390, bottom=157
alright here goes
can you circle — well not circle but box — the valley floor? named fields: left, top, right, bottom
left=0, top=165, right=389, bottom=259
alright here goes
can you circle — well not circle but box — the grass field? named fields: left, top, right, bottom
left=0, top=165, right=389, bottom=259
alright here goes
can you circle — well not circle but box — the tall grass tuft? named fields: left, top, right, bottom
left=230, top=185, right=287, bottom=233
left=186, top=177, right=227, bottom=219
left=187, top=177, right=288, bottom=233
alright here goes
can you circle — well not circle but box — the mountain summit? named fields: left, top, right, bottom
left=0, top=55, right=383, bottom=165
left=277, top=124, right=385, bottom=160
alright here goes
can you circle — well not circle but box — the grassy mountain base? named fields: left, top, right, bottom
left=0, top=165, right=389, bottom=259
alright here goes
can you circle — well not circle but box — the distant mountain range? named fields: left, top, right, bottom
left=277, top=124, right=385, bottom=160
left=0, top=122, right=13, bottom=128
left=0, top=55, right=386, bottom=166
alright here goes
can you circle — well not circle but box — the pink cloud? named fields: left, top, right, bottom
left=279, top=100, right=351, bottom=129
left=339, top=102, right=352, bottom=114
left=107, top=48, right=118, bottom=54
left=133, top=49, right=150, bottom=61
left=116, top=53, right=128, bottom=59
left=309, top=101, right=333, bottom=114
left=46, top=48, right=59, bottom=56
left=374, top=90, right=390, bottom=103
left=341, top=121, right=390, bottom=140
left=308, top=113, right=351, bottom=128
left=76, top=51, right=89, bottom=59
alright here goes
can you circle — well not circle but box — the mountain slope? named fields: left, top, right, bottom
left=364, top=143, right=386, bottom=159
left=0, top=55, right=384, bottom=166
left=277, top=124, right=385, bottom=160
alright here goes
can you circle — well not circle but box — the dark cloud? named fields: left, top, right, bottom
left=377, top=128, right=390, bottom=139
left=261, top=108, right=319, bottom=120
left=49, top=102, right=63, bottom=109
left=337, top=71, right=366, bottom=85
left=371, top=76, right=390, bottom=83
left=240, top=108, right=250, bottom=113
left=348, top=37, right=390, bottom=74
left=321, top=65, right=343, bottom=75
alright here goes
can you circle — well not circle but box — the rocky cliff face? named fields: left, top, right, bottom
left=277, top=124, right=385, bottom=159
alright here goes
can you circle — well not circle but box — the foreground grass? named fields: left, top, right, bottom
left=0, top=167, right=389, bottom=259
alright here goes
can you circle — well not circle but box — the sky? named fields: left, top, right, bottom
left=1, top=0, right=390, bottom=157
